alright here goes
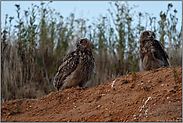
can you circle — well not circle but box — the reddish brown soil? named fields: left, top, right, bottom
left=1, top=67, right=182, bottom=122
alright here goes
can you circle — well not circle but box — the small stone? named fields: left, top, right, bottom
left=134, top=118, right=138, bottom=121
left=161, top=84, right=164, bottom=87
left=167, top=97, right=170, bottom=99
left=111, top=101, right=115, bottom=104
left=56, top=111, right=59, bottom=114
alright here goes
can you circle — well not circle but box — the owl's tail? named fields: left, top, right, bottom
left=166, top=58, right=171, bottom=66
left=53, top=72, right=59, bottom=91
left=139, top=59, right=144, bottom=71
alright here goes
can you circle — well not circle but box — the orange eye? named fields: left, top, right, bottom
left=146, top=33, right=149, bottom=36
left=153, top=33, right=155, bottom=37
left=80, top=40, right=84, bottom=44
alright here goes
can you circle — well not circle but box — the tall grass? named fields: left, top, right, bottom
left=1, top=1, right=182, bottom=102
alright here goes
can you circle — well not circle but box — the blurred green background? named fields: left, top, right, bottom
left=1, top=1, right=182, bottom=102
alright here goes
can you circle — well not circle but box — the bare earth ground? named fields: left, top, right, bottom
left=1, top=67, right=182, bottom=122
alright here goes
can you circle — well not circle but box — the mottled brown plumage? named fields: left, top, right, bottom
left=139, top=30, right=170, bottom=71
left=53, top=38, right=95, bottom=91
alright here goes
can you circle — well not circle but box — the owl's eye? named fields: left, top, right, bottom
left=153, top=33, right=155, bottom=37
left=146, top=33, right=150, bottom=36
left=80, top=40, right=84, bottom=44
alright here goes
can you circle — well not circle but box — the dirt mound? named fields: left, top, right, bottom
left=1, top=67, right=182, bottom=122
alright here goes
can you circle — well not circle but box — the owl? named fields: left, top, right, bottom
left=139, top=30, right=170, bottom=71
left=53, top=38, right=95, bottom=91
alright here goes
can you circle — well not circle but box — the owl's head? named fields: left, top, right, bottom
left=76, top=38, right=94, bottom=51
left=140, top=30, right=156, bottom=41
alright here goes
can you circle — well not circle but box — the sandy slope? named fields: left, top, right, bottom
left=1, top=67, right=182, bottom=122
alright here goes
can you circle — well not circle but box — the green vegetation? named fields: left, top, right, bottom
left=9, top=103, right=21, bottom=115
left=123, top=79, right=129, bottom=84
left=170, top=56, right=179, bottom=84
left=1, top=1, right=182, bottom=102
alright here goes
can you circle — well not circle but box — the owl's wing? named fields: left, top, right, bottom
left=53, top=51, right=80, bottom=90
left=156, top=40, right=169, bottom=59
left=63, top=50, right=76, bottom=62
left=151, top=40, right=170, bottom=66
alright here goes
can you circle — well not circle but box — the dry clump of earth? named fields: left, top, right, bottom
left=1, top=66, right=182, bottom=122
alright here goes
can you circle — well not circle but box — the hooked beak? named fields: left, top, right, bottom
left=148, top=35, right=154, bottom=39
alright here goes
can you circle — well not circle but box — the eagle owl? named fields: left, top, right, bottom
left=53, top=38, right=95, bottom=91
left=139, top=30, right=170, bottom=71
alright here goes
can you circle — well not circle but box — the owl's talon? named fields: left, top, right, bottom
left=82, top=86, right=88, bottom=90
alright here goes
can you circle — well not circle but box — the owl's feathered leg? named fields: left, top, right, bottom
left=81, top=86, right=88, bottom=90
